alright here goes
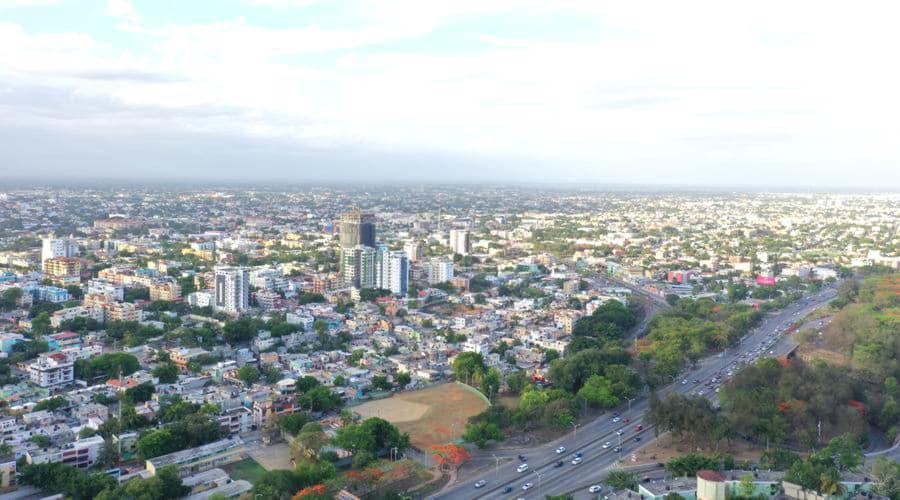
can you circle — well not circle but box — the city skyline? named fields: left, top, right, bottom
left=3, top=1, right=900, bottom=188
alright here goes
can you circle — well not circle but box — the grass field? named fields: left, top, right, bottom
left=354, top=382, right=489, bottom=449
left=223, top=457, right=268, bottom=484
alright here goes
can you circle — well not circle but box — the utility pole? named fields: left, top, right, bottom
left=492, top=453, right=500, bottom=478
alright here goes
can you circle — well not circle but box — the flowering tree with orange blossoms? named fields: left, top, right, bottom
left=430, top=444, right=470, bottom=472
left=292, top=483, right=329, bottom=499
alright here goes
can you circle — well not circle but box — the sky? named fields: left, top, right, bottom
left=2, top=0, right=900, bottom=187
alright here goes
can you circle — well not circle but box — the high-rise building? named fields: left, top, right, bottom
left=404, top=241, right=424, bottom=262
left=386, top=251, right=409, bottom=296
left=339, top=209, right=376, bottom=249
left=215, top=267, right=249, bottom=314
left=41, top=238, right=79, bottom=269
left=341, top=246, right=375, bottom=289
left=375, top=247, right=409, bottom=295
left=449, top=229, right=471, bottom=256
left=425, top=258, right=454, bottom=284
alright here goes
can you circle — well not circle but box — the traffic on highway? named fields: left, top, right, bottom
left=431, top=283, right=840, bottom=500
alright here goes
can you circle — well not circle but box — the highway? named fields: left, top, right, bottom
left=431, top=284, right=840, bottom=500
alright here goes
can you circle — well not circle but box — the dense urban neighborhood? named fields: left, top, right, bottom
left=0, top=186, right=897, bottom=500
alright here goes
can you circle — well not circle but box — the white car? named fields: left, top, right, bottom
left=572, top=457, right=583, bottom=465
left=474, top=480, right=487, bottom=488
left=556, top=446, right=566, bottom=454
left=523, top=482, right=534, bottom=490
left=612, top=416, right=621, bottom=423
left=590, top=485, right=603, bottom=493
left=602, top=442, right=611, bottom=449
left=616, top=429, right=624, bottom=436
left=517, top=464, right=529, bottom=473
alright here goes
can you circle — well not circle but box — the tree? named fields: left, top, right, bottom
left=506, top=370, right=529, bottom=395
left=152, top=363, right=179, bottom=384
left=462, top=422, right=504, bottom=448
left=278, top=412, right=311, bottom=436
left=125, top=382, right=156, bottom=403
left=295, top=422, right=329, bottom=459
left=222, top=317, right=261, bottom=344
left=605, top=470, right=638, bottom=491
left=298, top=385, right=342, bottom=413
left=452, top=351, right=485, bottom=385
left=480, top=367, right=501, bottom=400
left=332, top=417, right=410, bottom=466
left=137, top=414, right=227, bottom=460
left=237, top=365, right=260, bottom=386
left=371, top=375, right=393, bottom=391
left=295, top=375, right=321, bottom=392
left=871, top=456, right=900, bottom=499
left=395, top=372, right=411, bottom=389
left=824, top=433, right=863, bottom=472
left=430, top=444, right=470, bottom=472
left=738, top=473, right=755, bottom=497
left=33, top=396, right=68, bottom=412
left=76, top=352, right=140, bottom=380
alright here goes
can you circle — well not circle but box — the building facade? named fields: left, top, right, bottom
left=214, top=267, right=249, bottom=314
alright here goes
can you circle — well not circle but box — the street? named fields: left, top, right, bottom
left=431, top=284, right=840, bottom=500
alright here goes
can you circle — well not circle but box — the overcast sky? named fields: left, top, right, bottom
left=2, top=0, right=900, bottom=187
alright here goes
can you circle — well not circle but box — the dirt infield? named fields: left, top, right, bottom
left=354, top=383, right=489, bottom=449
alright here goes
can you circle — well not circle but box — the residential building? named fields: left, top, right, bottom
left=404, top=240, right=424, bottom=262
left=41, top=237, right=79, bottom=268
left=28, top=353, right=75, bottom=388
left=449, top=228, right=471, bottom=255
left=150, top=281, right=182, bottom=301
left=214, top=267, right=249, bottom=314
left=339, top=209, right=376, bottom=249
left=424, top=258, right=454, bottom=284
left=43, top=257, right=81, bottom=278
left=26, top=435, right=104, bottom=469
left=341, top=245, right=376, bottom=289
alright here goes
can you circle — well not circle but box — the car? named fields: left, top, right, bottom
left=682, top=379, right=688, bottom=385
left=634, top=436, right=642, bottom=442
left=590, top=485, right=603, bottom=493
left=602, top=442, right=611, bottom=449
left=474, top=480, right=487, bottom=488
left=502, top=486, right=513, bottom=493
left=575, top=451, right=583, bottom=458
left=634, top=424, right=643, bottom=431
left=624, top=417, right=630, bottom=423
left=572, top=457, right=583, bottom=465
left=614, top=446, right=622, bottom=453
left=616, top=429, right=624, bottom=436
left=555, top=460, right=564, bottom=468
left=517, top=464, right=529, bottom=473
left=612, top=416, right=621, bottom=423
left=523, top=482, right=534, bottom=490
left=518, top=454, right=527, bottom=461
left=556, top=446, right=566, bottom=453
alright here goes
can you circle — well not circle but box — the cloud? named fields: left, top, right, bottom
left=1, top=2, right=900, bottom=186
left=103, top=0, right=140, bottom=22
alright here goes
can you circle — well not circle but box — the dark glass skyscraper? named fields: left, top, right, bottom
left=339, top=209, right=375, bottom=248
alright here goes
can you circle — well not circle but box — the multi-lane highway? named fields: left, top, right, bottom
left=431, top=284, right=840, bottom=500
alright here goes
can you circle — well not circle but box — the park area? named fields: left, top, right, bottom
left=354, top=382, right=489, bottom=449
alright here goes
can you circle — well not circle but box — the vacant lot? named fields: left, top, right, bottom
left=223, top=457, right=267, bottom=484
left=354, top=383, right=489, bottom=449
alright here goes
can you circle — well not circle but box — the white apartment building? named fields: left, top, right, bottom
left=425, top=258, right=454, bottom=284
left=375, top=248, right=409, bottom=295
left=404, top=241, right=424, bottom=262
left=26, top=435, right=104, bottom=469
left=286, top=311, right=314, bottom=332
left=187, top=290, right=214, bottom=308
left=28, top=353, right=75, bottom=388
left=215, top=267, right=249, bottom=314
left=86, top=280, right=124, bottom=301
left=449, top=229, right=471, bottom=256
left=41, top=238, right=79, bottom=268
